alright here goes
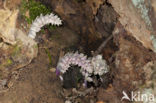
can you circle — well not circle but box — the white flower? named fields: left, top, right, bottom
left=91, top=55, right=109, bottom=76
left=28, top=13, right=62, bottom=39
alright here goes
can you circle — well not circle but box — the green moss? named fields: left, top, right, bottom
left=6, top=59, right=13, bottom=66
left=20, top=0, right=28, bottom=16
left=0, top=58, right=13, bottom=68
left=33, top=44, right=38, bottom=49
left=11, top=45, right=21, bottom=56
left=20, top=0, right=56, bottom=31
left=20, top=0, right=51, bottom=24
left=44, top=48, right=52, bottom=66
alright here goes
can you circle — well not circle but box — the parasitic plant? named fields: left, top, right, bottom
left=56, top=52, right=109, bottom=84
left=56, top=52, right=93, bottom=82
left=28, top=13, right=62, bottom=39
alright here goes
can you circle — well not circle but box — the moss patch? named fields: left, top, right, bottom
left=20, top=0, right=56, bottom=32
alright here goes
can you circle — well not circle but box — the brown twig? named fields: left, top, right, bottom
left=93, top=34, right=113, bottom=56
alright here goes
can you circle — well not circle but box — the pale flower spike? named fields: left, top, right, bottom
left=56, top=52, right=109, bottom=82
left=28, top=13, right=62, bottom=39
left=56, top=52, right=93, bottom=82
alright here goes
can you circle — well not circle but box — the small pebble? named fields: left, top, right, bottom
left=49, top=67, right=56, bottom=72
left=65, top=100, right=72, bottom=103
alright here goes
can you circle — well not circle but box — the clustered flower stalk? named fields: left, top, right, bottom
left=56, top=52, right=109, bottom=82
left=56, top=52, right=93, bottom=82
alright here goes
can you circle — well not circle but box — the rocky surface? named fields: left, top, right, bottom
left=0, top=0, right=156, bottom=103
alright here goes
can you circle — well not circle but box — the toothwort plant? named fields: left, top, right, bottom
left=56, top=52, right=109, bottom=83
left=56, top=52, right=93, bottom=82
left=28, top=13, right=62, bottom=39
left=27, top=12, right=109, bottom=84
